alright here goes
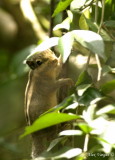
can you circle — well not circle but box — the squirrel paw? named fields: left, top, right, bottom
left=65, top=78, right=74, bottom=87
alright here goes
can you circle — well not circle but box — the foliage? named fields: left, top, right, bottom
left=1, top=0, right=115, bottom=160
left=20, top=0, right=115, bottom=160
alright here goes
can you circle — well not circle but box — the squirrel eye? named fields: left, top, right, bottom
left=26, top=61, right=37, bottom=70
left=36, top=60, right=43, bottom=66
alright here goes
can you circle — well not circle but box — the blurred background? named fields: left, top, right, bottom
left=0, top=0, right=52, bottom=159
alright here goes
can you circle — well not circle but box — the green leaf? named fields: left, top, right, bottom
left=96, top=104, right=115, bottom=115
left=79, top=9, right=90, bottom=30
left=78, top=123, right=93, bottom=133
left=78, top=87, right=104, bottom=106
left=58, top=32, right=74, bottom=63
left=85, top=18, right=98, bottom=32
left=52, top=0, right=73, bottom=17
left=76, top=71, right=92, bottom=86
left=21, top=113, right=80, bottom=138
left=100, top=80, right=115, bottom=94
left=77, top=84, right=92, bottom=96
left=72, top=30, right=106, bottom=60
left=104, top=20, right=115, bottom=28
left=41, top=94, right=75, bottom=115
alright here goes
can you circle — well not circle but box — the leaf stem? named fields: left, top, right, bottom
left=85, top=52, right=91, bottom=71
left=95, top=0, right=105, bottom=81
left=98, top=0, right=105, bottom=34
left=83, top=134, right=89, bottom=152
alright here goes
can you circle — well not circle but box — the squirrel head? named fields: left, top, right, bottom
left=26, top=49, right=62, bottom=76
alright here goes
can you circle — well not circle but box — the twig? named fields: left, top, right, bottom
left=98, top=0, right=105, bottom=34
left=95, top=0, right=99, bottom=23
left=85, top=52, right=91, bottom=71
left=95, top=54, right=102, bottom=81
left=49, top=0, right=55, bottom=37
left=94, top=0, right=105, bottom=81
left=20, top=0, right=47, bottom=40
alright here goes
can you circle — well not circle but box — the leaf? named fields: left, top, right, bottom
left=96, top=104, right=115, bottom=115
left=79, top=9, right=90, bottom=30
left=78, top=87, right=104, bottom=106
left=52, top=148, right=82, bottom=159
left=53, top=10, right=73, bottom=31
left=100, top=80, right=115, bottom=94
left=71, top=0, right=87, bottom=10
left=53, top=17, right=71, bottom=31
left=52, top=0, right=73, bottom=17
left=78, top=123, right=93, bottom=133
left=20, top=113, right=80, bottom=138
left=47, top=137, right=64, bottom=152
left=59, top=130, right=83, bottom=136
left=65, top=102, right=78, bottom=110
left=91, top=118, right=115, bottom=153
left=29, top=37, right=59, bottom=56
left=41, top=94, right=75, bottom=116
left=58, top=32, right=74, bottom=63
left=76, top=71, right=92, bottom=86
left=82, top=104, right=97, bottom=123
left=77, top=84, right=92, bottom=96
left=72, top=30, right=105, bottom=60
left=40, top=147, right=82, bottom=159
left=104, top=20, right=115, bottom=28
left=85, top=18, right=98, bottom=32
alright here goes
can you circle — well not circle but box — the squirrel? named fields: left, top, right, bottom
left=25, top=49, right=74, bottom=159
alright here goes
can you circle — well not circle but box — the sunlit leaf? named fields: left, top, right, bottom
left=59, top=130, right=83, bottom=136
left=52, top=148, right=82, bottom=159
left=77, top=84, right=92, bottom=96
left=100, top=80, right=115, bottom=94
left=65, top=102, right=78, bottom=110
left=58, top=32, right=74, bottom=63
left=53, top=17, right=71, bottom=31
left=91, top=119, right=115, bottom=153
left=72, top=30, right=105, bottom=60
left=96, top=104, right=115, bottom=115
left=53, top=10, right=73, bottom=31
left=40, top=147, right=82, bottom=159
left=82, top=104, right=97, bottom=123
left=21, top=113, right=80, bottom=138
left=79, top=9, right=90, bottom=30
left=71, top=0, right=87, bottom=11
left=52, top=0, right=73, bottom=17
left=29, top=37, right=59, bottom=57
